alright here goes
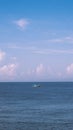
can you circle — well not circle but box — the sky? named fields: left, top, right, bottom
left=0, top=0, right=73, bottom=81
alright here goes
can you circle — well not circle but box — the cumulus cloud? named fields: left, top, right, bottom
left=13, top=19, right=29, bottom=29
left=22, top=64, right=65, bottom=81
left=26, top=64, right=45, bottom=77
left=35, top=64, right=44, bottom=75
left=66, top=63, right=73, bottom=74
left=0, top=63, right=17, bottom=76
left=0, top=50, right=5, bottom=61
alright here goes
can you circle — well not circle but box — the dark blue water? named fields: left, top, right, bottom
left=0, top=82, right=73, bottom=130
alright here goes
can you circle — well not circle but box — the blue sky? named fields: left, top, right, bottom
left=0, top=0, right=73, bottom=81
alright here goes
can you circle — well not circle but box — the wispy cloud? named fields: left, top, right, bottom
left=0, top=50, right=6, bottom=61
left=13, top=19, right=29, bottom=29
left=48, top=38, right=63, bottom=43
left=9, top=44, right=36, bottom=50
left=33, top=49, right=73, bottom=55
left=48, top=37, right=73, bottom=44
left=9, top=45, right=73, bottom=55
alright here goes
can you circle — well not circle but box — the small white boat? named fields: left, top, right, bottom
left=33, top=84, right=40, bottom=88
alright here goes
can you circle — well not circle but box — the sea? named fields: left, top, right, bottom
left=0, top=82, right=73, bottom=130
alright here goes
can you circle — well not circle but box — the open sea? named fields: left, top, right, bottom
left=0, top=82, right=73, bottom=130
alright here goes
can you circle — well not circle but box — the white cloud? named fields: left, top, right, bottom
left=34, top=49, right=73, bottom=55
left=9, top=42, right=73, bottom=55
left=48, top=37, right=73, bottom=44
left=21, top=64, right=65, bottom=81
left=26, top=64, right=45, bottom=77
left=14, top=19, right=29, bottom=29
left=66, top=63, right=73, bottom=74
left=0, top=63, right=17, bottom=76
left=9, top=44, right=73, bottom=55
left=48, top=38, right=63, bottom=43
left=9, top=45, right=36, bottom=51
left=65, top=37, right=73, bottom=42
left=35, top=64, right=44, bottom=75
left=0, top=50, right=5, bottom=61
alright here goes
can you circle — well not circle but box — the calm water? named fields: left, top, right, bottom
left=0, top=82, right=73, bottom=130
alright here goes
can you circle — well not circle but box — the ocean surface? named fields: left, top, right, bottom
left=0, top=82, right=73, bottom=130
